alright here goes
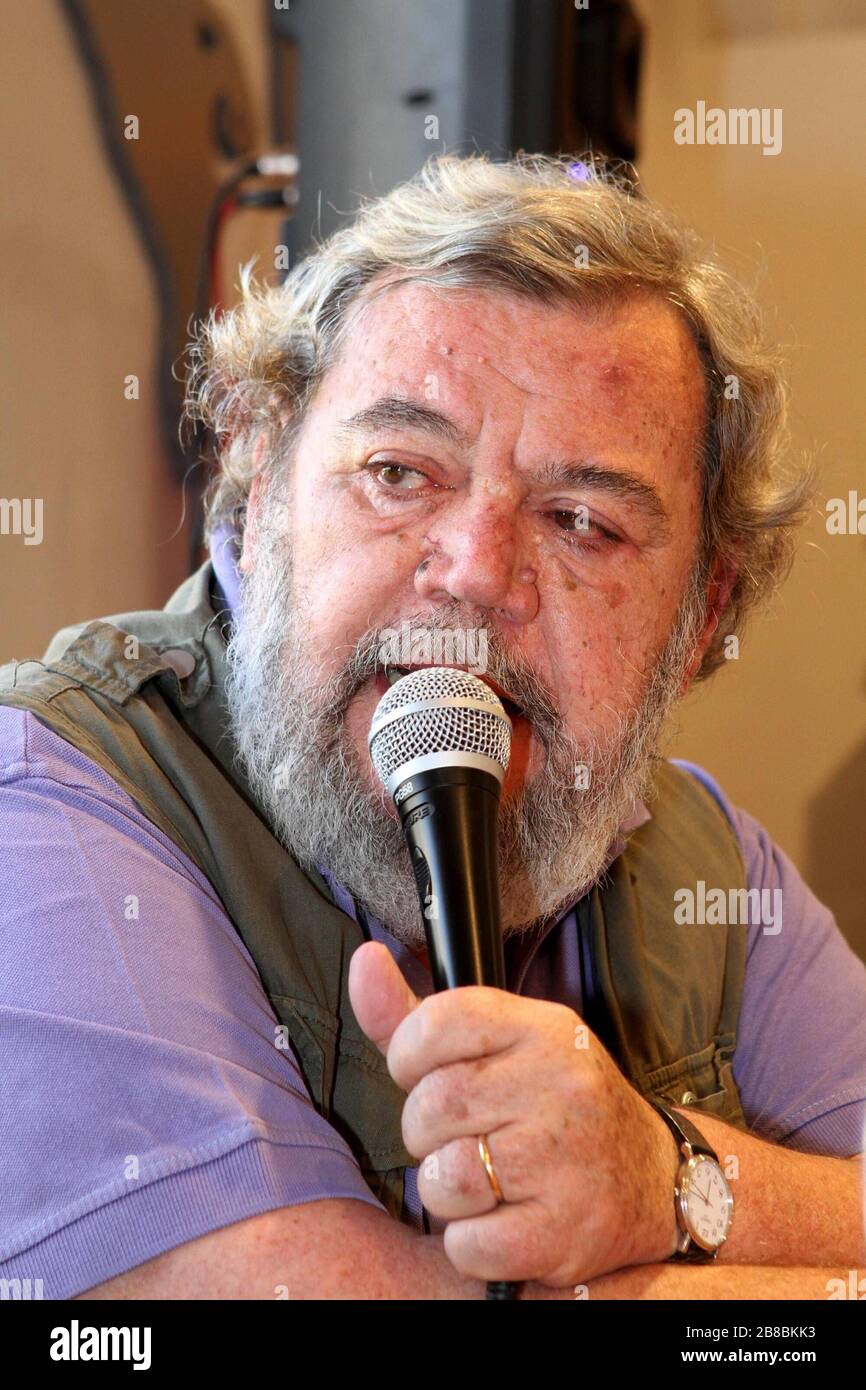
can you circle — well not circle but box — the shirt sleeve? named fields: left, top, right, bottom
left=0, top=708, right=384, bottom=1299
left=674, top=760, right=866, bottom=1157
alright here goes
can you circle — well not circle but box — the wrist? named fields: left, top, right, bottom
left=640, top=1099, right=682, bottom=1265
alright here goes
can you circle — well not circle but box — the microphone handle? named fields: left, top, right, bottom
left=397, top=765, right=521, bottom=1302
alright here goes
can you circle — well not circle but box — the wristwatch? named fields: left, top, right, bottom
left=649, top=1098, right=734, bottom=1262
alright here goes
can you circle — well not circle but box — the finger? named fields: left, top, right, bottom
left=417, top=1132, right=511, bottom=1222
left=388, top=985, right=535, bottom=1092
left=348, top=940, right=420, bottom=1055
left=443, top=1196, right=556, bottom=1284
left=402, top=1054, right=523, bottom=1155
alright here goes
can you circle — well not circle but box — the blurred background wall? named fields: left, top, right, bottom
left=1, top=0, right=863, bottom=954
left=632, top=0, right=866, bottom=955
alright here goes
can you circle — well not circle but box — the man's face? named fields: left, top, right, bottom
left=229, top=282, right=712, bottom=944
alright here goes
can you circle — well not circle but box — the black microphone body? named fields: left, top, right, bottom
left=394, top=764, right=505, bottom=991
left=393, top=764, right=519, bottom=1301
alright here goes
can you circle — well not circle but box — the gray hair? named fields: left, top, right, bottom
left=186, top=151, right=812, bottom=678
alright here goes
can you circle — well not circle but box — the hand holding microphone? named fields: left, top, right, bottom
left=350, top=665, right=689, bottom=1297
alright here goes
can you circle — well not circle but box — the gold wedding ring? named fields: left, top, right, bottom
left=477, top=1133, right=505, bottom=1203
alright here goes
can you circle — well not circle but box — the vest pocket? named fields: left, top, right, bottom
left=640, top=1039, right=745, bottom=1127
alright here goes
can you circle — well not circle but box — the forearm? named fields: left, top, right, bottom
left=528, top=1264, right=865, bottom=1300
left=74, top=1201, right=490, bottom=1300
left=668, top=1110, right=865, bottom=1267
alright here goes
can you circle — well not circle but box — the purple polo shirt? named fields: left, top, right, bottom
left=1, top=537, right=864, bottom=1297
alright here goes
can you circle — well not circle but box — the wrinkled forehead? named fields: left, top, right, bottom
left=326, top=278, right=707, bottom=450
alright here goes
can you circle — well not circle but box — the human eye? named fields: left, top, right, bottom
left=546, top=505, right=622, bottom=551
left=365, top=460, right=433, bottom=494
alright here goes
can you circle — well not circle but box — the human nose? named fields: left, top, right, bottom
left=413, top=494, right=539, bottom=625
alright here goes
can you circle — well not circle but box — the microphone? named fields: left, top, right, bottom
left=368, top=665, right=522, bottom=1301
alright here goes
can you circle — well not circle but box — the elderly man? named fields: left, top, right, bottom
left=1, top=154, right=864, bottom=1301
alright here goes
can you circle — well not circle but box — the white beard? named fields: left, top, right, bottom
left=223, top=510, right=705, bottom=947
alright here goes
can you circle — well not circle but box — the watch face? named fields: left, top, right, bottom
left=678, top=1155, right=734, bottom=1251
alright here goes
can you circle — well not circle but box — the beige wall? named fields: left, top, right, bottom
left=0, top=0, right=272, bottom=657
left=1, top=0, right=183, bottom=648
left=2, top=1, right=863, bottom=952
left=635, top=0, right=866, bottom=954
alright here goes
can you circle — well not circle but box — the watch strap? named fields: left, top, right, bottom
left=649, top=1098, right=719, bottom=1162
left=674, top=1235, right=719, bottom=1263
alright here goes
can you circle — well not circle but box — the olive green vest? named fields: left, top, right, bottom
left=0, top=560, right=748, bottom=1220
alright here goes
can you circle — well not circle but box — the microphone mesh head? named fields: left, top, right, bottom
left=368, top=666, right=512, bottom=788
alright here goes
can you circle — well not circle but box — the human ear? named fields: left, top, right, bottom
left=238, top=464, right=267, bottom=576
left=677, top=555, right=738, bottom=694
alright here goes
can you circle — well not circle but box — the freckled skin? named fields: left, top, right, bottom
left=241, top=282, right=714, bottom=801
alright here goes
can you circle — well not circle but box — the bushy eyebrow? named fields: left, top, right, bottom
left=337, top=396, right=473, bottom=450
left=528, top=460, right=670, bottom=529
left=337, top=395, right=671, bottom=531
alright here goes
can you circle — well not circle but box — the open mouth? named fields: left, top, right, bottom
left=380, top=663, right=525, bottom=720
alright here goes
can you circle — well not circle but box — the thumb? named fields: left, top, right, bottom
left=349, top=940, right=421, bottom=1056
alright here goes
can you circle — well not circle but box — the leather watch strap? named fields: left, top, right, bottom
left=649, top=1098, right=720, bottom=1161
